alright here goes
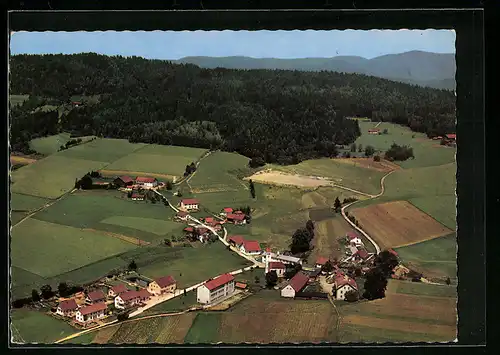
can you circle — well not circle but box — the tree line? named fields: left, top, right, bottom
left=10, top=54, right=455, bottom=164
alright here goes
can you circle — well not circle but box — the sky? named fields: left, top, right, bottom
left=10, top=30, right=455, bottom=60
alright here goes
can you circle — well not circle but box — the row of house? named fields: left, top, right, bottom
left=228, top=236, right=262, bottom=255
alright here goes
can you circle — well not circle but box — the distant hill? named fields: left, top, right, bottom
left=175, top=51, right=456, bottom=90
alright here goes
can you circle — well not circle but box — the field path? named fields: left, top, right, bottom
left=173, top=150, right=213, bottom=186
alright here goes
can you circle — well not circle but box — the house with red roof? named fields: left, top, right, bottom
left=114, top=289, right=151, bottom=310
left=204, top=217, right=214, bottom=224
left=131, top=193, right=145, bottom=201
left=196, top=273, right=235, bottom=305
left=56, top=299, right=79, bottom=317
left=353, top=249, right=373, bottom=264
left=368, top=128, right=380, bottom=135
left=220, top=207, right=233, bottom=216
left=281, top=271, right=309, bottom=298
left=445, top=133, right=456, bottom=141
left=85, top=290, right=106, bottom=304
left=75, top=302, right=107, bottom=324
left=175, top=211, right=189, bottom=221
left=228, top=235, right=245, bottom=247
left=114, top=175, right=134, bottom=188
left=315, top=256, right=330, bottom=269
left=108, top=284, right=129, bottom=298
left=346, top=231, right=363, bottom=247
left=226, top=213, right=247, bottom=225
left=333, top=274, right=358, bottom=300
left=240, top=240, right=261, bottom=256
left=135, top=176, right=158, bottom=188
left=266, top=261, right=286, bottom=277
left=147, top=275, right=177, bottom=296
left=180, top=198, right=200, bottom=211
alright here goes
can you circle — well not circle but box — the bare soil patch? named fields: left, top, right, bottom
left=351, top=201, right=452, bottom=249
left=82, top=228, right=150, bottom=246
left=334, top=158, right=400, bottom=173
left=248, top=171, right=333, bottom=188
left=10, top=155, right=37, bottom=165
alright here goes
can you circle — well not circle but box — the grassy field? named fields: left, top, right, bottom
left=395, top=233, right=457, bottom=283
left=10, top=309, right=76, bottom=344
left=105, top=144, right=208, bottom=178
left=33, top=191, right=180, bottom=243
left=10, top=193, right=48, bottom=212
left=338, top=279, right=457, bottom=343
left=11, top=218, right=137, bottom=278
left=268, top=158, right=386, bottom=195
left=184, top=313, right=222, bottom=344
left=309, top=215, right=358, bottom=262
left=10, top=155, right=107, bottom=198
left=354, top=121, right=456, bottom=169
left=30, top=133, right=95, bottom=156
left=145, top=291, right=198, bottom=315
left=10, top=94, right=29, bottom=106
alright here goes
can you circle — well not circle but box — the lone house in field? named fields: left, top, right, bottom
left=85, top=290, right=106, bottom=304
left=114, top=289, right=151, bottom=310
left=180, top=198, right=200, bottom=211
left=75, top=303, right=107, bottom=324
left=333, top=274, right=358, bottom=300
left=197, top=273, right=235, bottom=305
left=281, top=271, right=309, bottom=298
left=108, top=284, right=128, bottom=298
left=147, top=276, right=177, bottom=296
left=135, top=177, right=158, bottom=189
left=114, top=175, right=134, bottom=188
left=56, top=299, right=79, bottom=317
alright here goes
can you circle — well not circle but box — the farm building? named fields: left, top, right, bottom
left=85, top=290, right=106, bottom=304
left=226, top=213, right=246, bottom=225
left=147, top=275, right=177, bottom=296
left=135, top=176, right=158, bottom=188
left=108, top=284, right=128, bottom=298
left=294, top=292, right=328, bottom=300
left=114, top=175, right=134, bottom=188
left=353, top=249, right=373, bottom=264
left=114, top=289, right=151, bottom=310
left=75, top=303, right=107, bottom=324
left=368, top=128, right=380, bottom=135
left=56, top=299, right=79, bottom=317
left=281, top=271, right=309, bottom=298
left=306, top=268, right=322, bottom=282
left=204, top=217, right=214, bottom=224
left=180, top=198, right=200, bottom=211
left=235, top=282, right=248, bottom=290
left=197, top=273, right=235, bottom=305
left=346, top=231, right=364, bottom=247
left=220, top=207, right=233, bottom=216
left=445, top=133, right=456, bottom=141
left=264, top=252, right=303, bottom=266
left=315, top=256, right=330, bottom=269
left=228, top=235, right=245, bottom=247
left=240, top=240, right=261, bottom=255
left=266, top=261, right=286, bottom=277
left=175, top=211, right=189, bottom=221
left=131, top=193, right=145, bottom=201
left=333, top=275, right=358, bottom=300
left=347, top=245, right=359, bottom=256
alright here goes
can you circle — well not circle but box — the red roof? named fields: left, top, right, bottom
left=196, top=227, right=209, bottom=234
left=58, top=299, right=78, bottom=311
left=131, top=194, right=144, bottom=199
left=87, top=290, right=106, bottom=301
left=242, top=240, right=261, bottom=252
left=368, top=128, right=380, bottom=132
left=269, top=261, right=286, bottom=269
left=265, top=247, right=271, bottom=253
left=119, top=289, right=151, bottom=301
left=184, top=227, right=194, bottom=232
left=154, top=276, right=176, bottom=288
left=446, top=134, right=456, bottom=139
left=205, top=217, right=214, bottom=223
left=118, top=175, right=134, bottom=183
left=335, top=275, right=358, bottom=290
left=228, top=235, right=245, bottom=245
left=177, top=211, right=188, bottom=217
left=223, top=207, right=233, bottom=213
left=288, top=271, right=309, bottom=292
left=388, top=249, right=399, bottom=257
left=181, top=198, right=199, bottom=205
left=136, top=176, right=157, bottom=183
left=347, top=231, right=360, bottom=240
left=235, top=282, right=247, bottom=289
left=355, top=249, right=370, bottom=260
left=316, top=257, right=329, bottom=265
left=79, top=302, right=107, bottom=316
left=110, top=284, right=128, bottom=294
left=234, top=210, right=243, bottom=214
left=227, top=213, right=246, bottom=221
left=204, top=273, right=235, bottom=291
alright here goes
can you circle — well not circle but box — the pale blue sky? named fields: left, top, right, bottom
left=10, top=30, right=455, bottom=59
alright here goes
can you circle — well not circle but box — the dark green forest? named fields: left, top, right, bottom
left=9, top=53, right=455, bottom=165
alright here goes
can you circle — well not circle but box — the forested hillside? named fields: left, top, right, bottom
left=9, top=53, right=455, bottom=165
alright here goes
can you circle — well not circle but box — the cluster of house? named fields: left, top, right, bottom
left=228, top=235, right=262, bottom=255
left=55, top=276, right=177, bottom=325
left=432, top=133, right=457, bottom=146
left=113, top=175, right=166, bottom=200
left=343, top=232, right=374, bottom=264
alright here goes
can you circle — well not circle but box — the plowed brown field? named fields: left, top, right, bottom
left=351, top=201, right=452, bottom=249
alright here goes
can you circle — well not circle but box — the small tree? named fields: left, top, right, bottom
left=166, top=180, right=173, bottom=190
left=117, top=312, right=129, bottom=322
left=345, top=290, right=359, bottom=302
left=128, top=260, right=138, bottom=271
left=322, top=260, right=334, bottom=273
left=383, top=128, right=388, bottom=134
left=249, top=179, right=256, bottom=199
left=254, top=276, right=260, bottom=284
left=334, top=197, right=342, bottom=212
left=40, top=284, right=54, bottom=300
left=354, top=268, right=362, bottom=277
left=358, top=144, right=363, bottom=152
left=58, top=282, right=69, bottom=297
left=265, top=270, right=278, bottom=288
left=350, top=143, right=357, bottom=152
left=373, top=155, right=381, bottom=162
left=364, top=145, right=375, bottom=157
left=31, top=289, right=41, bottom=302
left=446, top=277, right=451, bottom=285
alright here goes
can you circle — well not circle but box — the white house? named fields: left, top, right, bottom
left=346, top=231, right=363, bottom=247
left=180, top=198, right=200, bottom=211
left=147, top=275, right=177, bottom=296
left=56, top=299, right=79, bottom=317
left=333, top=274, right=358, bottom=300
left=175, top=211, right=189, bottom=221
left=75, top=302, right=107, bottom=324
left=114, top=289, right=151, bottom=310
left=197, top=273, right=235, bottom=305
left=267, top=261, right=286, bottom=277
left=135, top=176, right=158, bottom=189
left=280, top=271, right=309, bottom=298
left=239, top=240, right=261, bottom=255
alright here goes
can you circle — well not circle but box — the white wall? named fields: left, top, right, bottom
left=281, top=285, right=295, bottom=298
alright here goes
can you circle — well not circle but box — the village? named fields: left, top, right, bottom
left=34, top=172, right=409, bottom=331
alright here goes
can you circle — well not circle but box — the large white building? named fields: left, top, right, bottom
left=280, top=271, right=309, bottom=298
left=75, top=302, right=107, bottom=324
left=333, top=274, right=358, bottom=300
left=135, top=176, right=159, bottom=189
left=262, top=251, right=302, bottom=267
left=179, top=198, right=200, bottom=211
left=197, top=273, right=235, bottom=305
